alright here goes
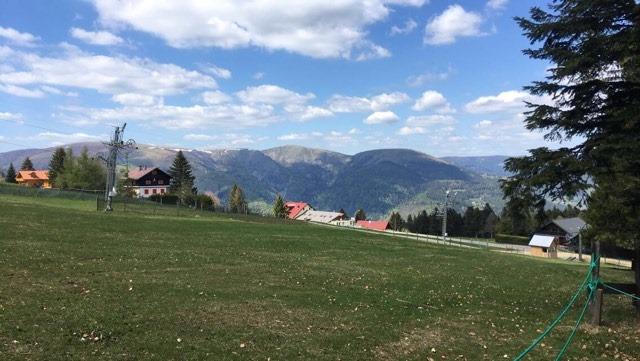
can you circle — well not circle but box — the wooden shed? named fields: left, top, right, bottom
left=529, top=234, right=559, bottom=258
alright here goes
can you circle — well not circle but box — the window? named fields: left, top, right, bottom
left=152, top=189, right=157, bottom=194
left=158, top=180, right=164, bottom=185
left=145, top=180, right=151, bottom=185
left=144, top=189, right=149, bottom=195
left=160, top=189, right=165, bottom=194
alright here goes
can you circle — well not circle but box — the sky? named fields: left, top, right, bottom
left=0, top=0, right=562, bottom=157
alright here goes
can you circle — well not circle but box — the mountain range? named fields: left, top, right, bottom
left=0, top=143, right=508, bottom=217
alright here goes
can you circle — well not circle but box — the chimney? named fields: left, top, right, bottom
left=139, top=165, right=143, bottom=171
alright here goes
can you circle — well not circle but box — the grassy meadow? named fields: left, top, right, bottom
left=0, top=193, right=639, bottom=360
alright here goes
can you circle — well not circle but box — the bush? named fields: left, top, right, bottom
left=495, top=233, right=530, bottom=245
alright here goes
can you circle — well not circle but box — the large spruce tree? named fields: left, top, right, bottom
left=21, top=157, right=34, bottom=171
left=502, top=1, right=640, bottom=304
left=48, top=147, right=66, bottom=187
left=5, top=163, right=17, bottom=183
left=168, top=150, right=197, bottom=201
left=228, top=184, right=247, bottom=214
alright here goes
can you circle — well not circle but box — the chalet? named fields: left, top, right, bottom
left=537, top=217, right=586, bottom=246
left=298, top=210, right=344, bottom=224
left=529, top=234, right=559, bottom=258
left=16, top=170, right=51, bottom=188
left=356, top=220, right=390, bottom=232
left=127, top=166, right=171, bottom=198
left=285, top=201, right=313, bottom=220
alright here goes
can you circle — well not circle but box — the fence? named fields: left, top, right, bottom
left=0, top=183, right=101, bottom=200
left=95, top=196, right=241, bottom=217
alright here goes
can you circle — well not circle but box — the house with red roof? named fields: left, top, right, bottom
left=356, top=220, right=390, bottom=231
left=285, top=201, right=313, bottom=220
left=127, top=166, right=171, bottom=198
left=16, top=170, right=51, bottom=189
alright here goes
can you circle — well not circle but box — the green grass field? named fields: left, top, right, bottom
left=1, top=194, right=639, bottom=360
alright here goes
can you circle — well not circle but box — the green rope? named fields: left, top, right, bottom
left=512, top=261, right=595, bottom=361
left=553, top=286, right=595, bottom=361
left=600, top=282, right=640, bottom=301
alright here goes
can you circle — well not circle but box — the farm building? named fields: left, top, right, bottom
left=127, top=166, right=171, bottom=198
left=356, top=220, right=390, bottom=231
left=15, top=170, right=51, bottom=188
left=529, top=234, right=559, bottom=258
left=298, top=210, right=344, bottom=224
left=537, top=217, right=586, bottom=246
left=285, top=201, right=313, bottom=220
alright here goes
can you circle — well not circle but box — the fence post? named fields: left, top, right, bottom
left=589, top=240, right=602, bottom=325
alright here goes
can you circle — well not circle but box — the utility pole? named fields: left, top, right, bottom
left=100, top=123, right=135, bottom=211
left=440, top=188, right=464, bottom=244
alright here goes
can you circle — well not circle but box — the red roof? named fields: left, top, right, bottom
left=16, top=170, right=49, bottom=181
left=356, top=220, right=390, bottom=231
left=128, top=167, right=160, bottom=180
left=285, top=201, right=310, bottom=219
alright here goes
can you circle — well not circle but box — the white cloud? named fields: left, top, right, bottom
left=0, top=26, right=38, bottom=46
left=278, top=133, right=310, bottom=141
left=473, top=120, right=493, bottom=129
left=184, top=133, right=218, bottom=141
left=397, top=126, right=425, bottom=135
left=284, top=105, right=334, bottom=121
left=90, top=0, right=426, bottom=60
left=40, top=85, right=78, bottom=97
left=61, top=103, right=278, bottom=130
left=204, top=65, right=232, bottom=79
left=412, top=90, right=454, bottom=113
left=70, top=27, right=124, bottom=46
left=201, top=90, right=231, bottom=105
left=236, top=84, right=314, bottom=105
left=390, top=19, right=417, bottom=36
left=28, top=131, right=105, bottom=145
left=406, top=67, right=453, bottom=87
left=0, top=111, right=22, bottom=121
left=112, top=93, right=159, bottom=106
left=487, top=0, right=509, bottom=10
left=405, top=114, right=455, bottom=127
left=253, top=72, right=265, bottom=80
left=0, top=83, right=45, bottom=98
left=465, top=90, right=552, bottom=113
left=0, top=47, right=217, bottom=96
left=364, top=111, right=399, bottom=124
left=424, top=5, right=484, bottom=45
left=328, top=91, right=410, bottom=113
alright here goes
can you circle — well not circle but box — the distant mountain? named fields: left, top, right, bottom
left=0, top=143, right=505, bottom=217
left=441, top=155, right=510, bottom=177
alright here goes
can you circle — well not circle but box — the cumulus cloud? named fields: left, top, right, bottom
left=405, top=114, right=455, bottom=127
left=204, top=65, right=232, bottom=79
left=328, top=91, right=410, bottom=113
left=90, top=0, right=426, bottom=59
left=424, top=5, right=484, bottom=45
left=236, top=84, right=314, bottom=105
left=364, top=111, right=400, bottom=124
left=0, top=46, right=217, bottom=97
left=465, top=90, right=552, bottom=113
left=0, top=26, right=38, bottom=46
left=397, top=126, right=425, bottom=135
left=284, top=105, right=334, bottom=121
left=27, top=131, right=105, bottom=145
left=390, top=19, right=417, bottom=36
left=406, top=67, right=454, bottom=87
left=70, top=27, right=124, bottom=46
left=201, top=90, right=232, bottom=105
left=412, top=90, right=454, bottom=113
left=0, top=111, right=22, bottom=121
left=112, top=93, right=159, bottom=106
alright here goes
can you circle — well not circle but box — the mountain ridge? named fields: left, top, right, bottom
left=0, top=142, right=506, bottom=216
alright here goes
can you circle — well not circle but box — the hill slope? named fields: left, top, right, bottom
left=0, top=143, right=503, bottom=216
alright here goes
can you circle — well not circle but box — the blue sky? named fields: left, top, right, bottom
left=0, top=0, right=560, bottom=156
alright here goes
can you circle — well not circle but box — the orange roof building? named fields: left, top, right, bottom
left=16, top=170, right=51, bottom=189
left=356, top=220, right=390, bottom=231
left=285, top=201, right=313, bottom=219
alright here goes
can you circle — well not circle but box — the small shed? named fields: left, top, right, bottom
left=529, top=234, right=559, bottom=258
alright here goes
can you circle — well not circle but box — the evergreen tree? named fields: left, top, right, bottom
left=56, top=147, right=106, bottom=190
left=354, top=208, right=366, bottom=221
left=20, top=157, right=34, bottom=171
left=406, top=214, right=415, bottom=233
left=338, top=208, right=349, bottom=219
left=48, top=147, right=66, bottom=187
left=5, top=163, right=17, bottom=183
left=228, top=184, right=247, bottom=214
left=168, top=150, right=197, bottom=201
left=503, top=0, right=640, bottom=305
left=273, top=194, right=288, bottom=218
left=389, top=212, right=405, bottom=231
